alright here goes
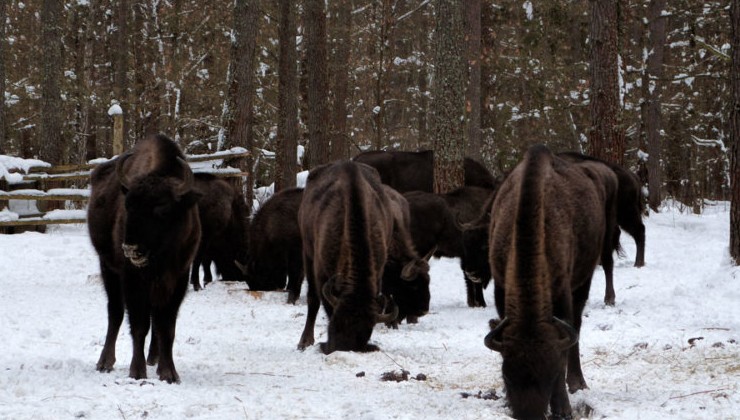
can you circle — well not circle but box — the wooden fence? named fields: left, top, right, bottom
left=0, top=149, right=249, bottom=229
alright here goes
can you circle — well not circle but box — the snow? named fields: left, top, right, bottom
left=0, top=203, right=738, bottom=419
left=107, top=104, right=123, bottom=116
left=0, top=156, right=51, bottom=183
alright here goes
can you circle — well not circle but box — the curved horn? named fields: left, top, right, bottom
left=115, top=152, right=134, bottom=191
left=234, top=259, right=248, bottom=275
left=484, top=317, right=509, bottom=352
left=174, top=157, right=194, bottom=196
left=375, top=295, right=399, bottom=324
left=553, top=316, right=579, bottom=350
left=321, top=280, right=340, bottom=308
left=422, top=246, right=437, bottom=261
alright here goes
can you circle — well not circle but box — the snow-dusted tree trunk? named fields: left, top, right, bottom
left=464, top=0, right=481, bottom=156
left=304, top=0, right=330, bottom=169
left=40, top=0, right=64, bottom=164
left=0, top=0, right=6, bottom=154
left=275, top=0, right=298, bottom=191
left=644, top=0, right=667, bottom=212
left=731, top=0, right=740, bottom=264
left=328, top=0, right=352, bottom=161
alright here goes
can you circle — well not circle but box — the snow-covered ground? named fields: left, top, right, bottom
left=0, top=202, right=738, bottom=419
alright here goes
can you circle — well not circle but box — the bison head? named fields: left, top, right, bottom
left=381, top=253, right=431, bottom=325
left=118, top=156, right=201, bottom=268
left=485, top=317, right=578, bottom=419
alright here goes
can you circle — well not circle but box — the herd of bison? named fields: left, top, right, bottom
left=86, top=134, right=646, bottom=419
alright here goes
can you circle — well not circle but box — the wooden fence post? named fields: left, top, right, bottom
left=108, top=103, right=124, bottom=155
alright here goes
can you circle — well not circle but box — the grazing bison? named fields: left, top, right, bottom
left=244, top=187, right=304, bottom=304
left=190, top=173, right=249, bottom=291
left=558, top=151, right=646, bottom=269
left=88, top=134, right=201, bottom=383
left=353, top=150, right=498, bottom=192
left=483, top=145, right=617, bottom=419
left=296, top=161, right=426, bottom=354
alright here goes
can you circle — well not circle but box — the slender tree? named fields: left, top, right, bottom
left=0, top=0, right=6, bottom=154
left=588, top=0, right=624, bottom=166
left=731, top=0, right=740, bottom=264
left=464, top=0, right=482, bottom=156
left=225, top=0, right=259, bottom=210
left=329, top=0, right=352, bottom=161
left=40, top=0, right=64, bottom=163
left=276, top=0, right=298, bottom=191
left=643, top=0, right=667, bottom=211
left=304, top=0, right=330, bottom=168
left=431, top=0, right=466, bottom=193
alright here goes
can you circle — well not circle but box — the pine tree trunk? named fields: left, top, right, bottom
left=464, top=0, right=482, bottom=156
left=644, top=0, right=667, bottom=212
left=304, top=0, right=330, bottom=169
left=40, top=0, right=64, bottom=164
left=431, top=0, right=465, bottom=193
left=276, top=0, right=298, bottom=191
left=113, top=0, right=128, bottom=145
left=329, top=0, right=352, bottom=161
left=588, top=0, right=624, bottom=166
left=730, top=0, right=740, bottom=264
left=0, top=0, right=6, bottom=154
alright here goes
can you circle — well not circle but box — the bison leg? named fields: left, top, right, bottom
left=190, top=256, right=202, bottom=291
left=297, top=260, right=318, bottom=350
left=125, top=292, right=151, bottom=381
left=566, top=286, right=590, bottom=393
left=632, top=222, right=646, bottom=268
left=286, top=264, right=304, bottom=305
left=146, top=326, right=159, bottom=366
left=603, top=226, right=617, bottom=306
left=549, top=369, right=573, bottom=420
left=152, top=274, right=187, bottom=384
left=96, top=264, right=124, bottom=373
left=202, top=259, right=213, bottom=287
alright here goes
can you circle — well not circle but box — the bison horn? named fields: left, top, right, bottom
left=484, top=317, right=509, bottom=352
left=401, top=258, right=429, bottom=281
left=321, top=280, right=340, bottom=308
left=422, top=246, right=437, bottom=261
left=174, top=157, right=194, bottom=196
left=115, top=151, right=134, bottom=191
left=374, top=295, right=399, bottom=324
left=234, top=259, right=248, bottom=275
left=553, top=316, right=579, bottom=350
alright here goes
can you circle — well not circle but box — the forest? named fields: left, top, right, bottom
left=0, top=1, right=738, bottom=247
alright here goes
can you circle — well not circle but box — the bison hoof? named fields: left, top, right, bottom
left=604, top=297, right=615, bottom=306
left=96, top=361, right=115, bottom=373
left=297, top=338, right=314, bottom=351
left=157, top=368, right=180, bottom=384
left=146, top=355, right=159, bottom=366
left=129, top=367, right=147, bottom=381
left=192, top=283, right=202, bottom=292
left=286, top=293, right=299, bottom=305
left=567, top=377, right=588, bottom=394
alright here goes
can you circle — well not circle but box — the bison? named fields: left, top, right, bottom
left=296, top=161, right=427, bottom=354
left=353, top=150, right=498, bottom=192
left=88, top=134, right=202, bottom=383
left=244, top=187, right=304, bottom=304
left=483, top=145, right=617, bottom=419
left=190, top=173, right=250, bottom=291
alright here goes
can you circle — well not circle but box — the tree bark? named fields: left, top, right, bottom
left=304, top=0, right=330, bottom=169
left=276, top=0, right=298, bottom=191
left=0, top=0, right=6, bottom=154
left=225, top=0, right=259, bottom=212
left=40, top=0, right=65, bottom=164
left=731, top=0, right=740, bottom=264
left=329, top=0, right=352, bottom=161
left=113, top=0, right=128, bottom=145
left=588, top=0, right=624, bottom=166
left=464, top=0, right=482, bottom=156
left=644, top=0, right=667, bottom=212
left=431, top=0, right=466, bottom=193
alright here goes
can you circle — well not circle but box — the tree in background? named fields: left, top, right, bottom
left=464, top=0, right=482, bottom=156
left=731, top=0, right=740, bottom=264
left=588, top=0, right=625, bottom=166
left=0, top=0, right=6, bottom=154
left=224, top=0, right=259, bottom=210
left=40, top=0, right=64, bottom=164
left=304, top=0, right=330, bottom=169
left=275, top=0, right=298, bottom=192
left=431, top=0, right=465, bottom=193
left=328, top=0, right=352, bottom=161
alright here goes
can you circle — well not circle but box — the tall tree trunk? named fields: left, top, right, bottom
left=588, top=0, right=624, bottom=166
left=82, top=0, right=100, bottom=160
left=304, top=0, right=330, bottom=168
left=276, top=0, right=298, bottom=191
left=329, top=0, right=352, bottom=161
left=40, top=0, right=64, bottom=164
left=113, top=0, right=128, bottom=146
left=0, top=0, right=6, bottom=154
left=225, top=0, right=259, bottom=212
left=731, top=0, right=740, bottom=264
left=432, top=0, right=465, bottom=193
left=464, top=0, right=482, bottom=156
left=644, top=0, right=667, bottom=211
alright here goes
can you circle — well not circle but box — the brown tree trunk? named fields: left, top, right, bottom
left=731, top=0, right=740, bottom=264
left=464, top=0, right=482, bottom=156
left=304, top=0, right=330, bottom=169
left=432, top=0, right=465, bottom=193
left=113, top=0, right=128, bottom=144
left=329, top=0, right=352, bottom=161
left=0, top=0, right=6, bottom=154
left=83, top=0, right=100, bottom=160
left=276, top=0, right=298, bottom=191
left=588, top=0, right=624, bottom=166
left=225, top=0, right=259, bottom=212
left=644, top=0, right=667, bottom=212
left=40, top=0, right=65, bottom=164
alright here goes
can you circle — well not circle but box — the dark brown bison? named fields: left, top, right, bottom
left=557, top=151, right=646, bottom=268
left=244, top=187, right=304, bottom=304
left=353, top=150, right=498, bottom=192
left=483, top=145, right=617, bottom=419
left=190, top=173, right=249, bottom=291
left=296, top=161, right=426, bottom=354
left=88, top=134, right=202, bottom=383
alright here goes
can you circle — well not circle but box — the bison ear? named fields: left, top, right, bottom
left=179, top=190, right=203, bottom=208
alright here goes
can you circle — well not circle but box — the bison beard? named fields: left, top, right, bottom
left=88, top=134, right=201, bottom=384
left=484, top=145, right=617, bottom=419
